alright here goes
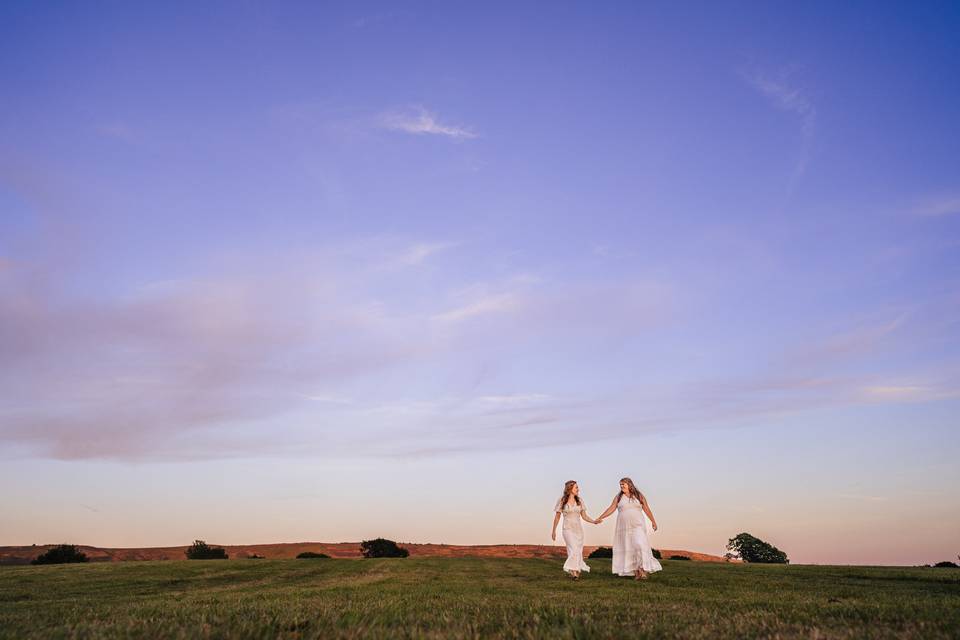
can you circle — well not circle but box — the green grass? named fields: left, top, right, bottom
left=1, top=558, right=958, bottom=639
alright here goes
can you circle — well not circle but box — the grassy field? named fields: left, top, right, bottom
left=1, top=558, right=958, bottom=639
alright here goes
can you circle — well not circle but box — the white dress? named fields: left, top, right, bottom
left=555, top=498, right=590, bottom=574
left=612, top=496, right=662, bottom=576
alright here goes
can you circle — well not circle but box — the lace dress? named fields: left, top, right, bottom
left=555, top=498, right=591, bottom=574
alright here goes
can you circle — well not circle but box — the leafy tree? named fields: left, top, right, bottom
left=31, top=544, right=89, bottom=565
left=184, top=540, right=229, bottom=560
left=932, top=561, right=958, bottom=568
left=360, top=538, right=409, bottom=558
left=296, top=551, right=330, bottom=559
left=726, top=532, right=789, bottom=564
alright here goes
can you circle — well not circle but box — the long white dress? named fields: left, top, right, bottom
left=612, top=496, right=662, bottom=576
left=555, top=498, right=590, bottom=574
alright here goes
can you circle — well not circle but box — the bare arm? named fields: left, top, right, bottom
left=580, top=507, right=599, bottom=525
left=596, top=495, right=619, bottom=522
left=551, top=512, right=561, bottom=541
left=640, top=493, right=658, bottom=531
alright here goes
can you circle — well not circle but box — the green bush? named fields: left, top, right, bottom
left=587, top=547, right=662, bottom=560
left=669, top=554, right=691, bottom=560
left=932, top=561, right=958, bottom=568
left=184, top=540, right=228, bottom=560
left=296, top=551, right=330, bottom=559
left=726, top=532, right=789, bottom=564
left=360, top=538, right=409, bottom=558
left=31, top=544, right=89, bottom=565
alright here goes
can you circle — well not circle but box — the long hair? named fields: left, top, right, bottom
left=559, top=480, right=581, bottom=509
left=615, top=477, right=643, bottom=504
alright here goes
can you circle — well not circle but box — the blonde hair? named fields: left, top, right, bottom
left=559, top=480, right=582, bottom=508
left=616, top=477, right=643, bottom=504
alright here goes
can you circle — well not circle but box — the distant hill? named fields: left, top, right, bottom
left=0, top=542, right=729, bottom=565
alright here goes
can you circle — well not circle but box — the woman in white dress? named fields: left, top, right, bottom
left=596, top=477, right=662, bottom=580
left=551, top=480, right=599, bottom=579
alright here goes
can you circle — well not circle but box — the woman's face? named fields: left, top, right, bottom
left=620, top=481, right=629, bottom=493
left=571, top=483, right=579, bottom=496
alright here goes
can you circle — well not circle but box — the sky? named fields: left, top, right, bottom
left=1, top=1, right=958, bottom=566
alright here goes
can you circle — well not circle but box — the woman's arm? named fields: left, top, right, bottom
left=551, top=512, right=561, bottom=540
left=640, top=493, right=658, bottom=531
left=580, top=507, right=599, bottom=525
left=596, top=495, right=619, bottom=522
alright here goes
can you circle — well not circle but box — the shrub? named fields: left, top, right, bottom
left=246, top=554, right=265, bottom=559
left=297, top=551, right=330, bottom=559
left=184, top=540, right=229, bottom=560
left=932, top=561, right=958, bottom=568
left=360, top=538, right=409, bottom=558
left=653, top=549, right=662, bottom=560
left=726, top=532, right=789, bottom=564
left=588, top=546, right=613, bottom=559
left=669, top=554, right=691, bottom=561
left=31, top=544, right=89, bottom=565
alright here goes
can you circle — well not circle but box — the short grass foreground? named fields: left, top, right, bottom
left=1, top=558, right=958, bottom=639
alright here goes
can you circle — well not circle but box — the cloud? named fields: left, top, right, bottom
left=860, top=384, right=960, bottom=402
left=778, top=313, right=908, bottom=368
left=95, top=122, right=140, bottom=143
left=911, top=196, right=960, bottom=217
left=396, top=242, right=458, bottom=266
left=432, top=292, right=522, bottom=323
left=0, top=243, right=442, bottom=460
left=352, top=12, right=397, bottom=28
left=0, top=235, right=680, bottom=461
left=743, top=69, right=816, bottom=194
left=379, top=107, right=477, bottom=139
left=837, top=493, right=888, bottom=503
left=5, top=224, right=948, bottom=463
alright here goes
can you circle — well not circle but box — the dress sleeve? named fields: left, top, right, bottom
left=554, top=499, right=563, bottom=513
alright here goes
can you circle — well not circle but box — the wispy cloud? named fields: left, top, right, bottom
left=379, top=106, right=478, bottom=139
left=911, top=196, right=960, bottom=217
left=860, top=384, right=960, bottom=403
left=743, top=69, right=816, bottom=195
left=94, top=122, right=140, bottom=143
left=397, top=241, right=458, bottom=266
left=0, top=235, right=677, bottom=461
left=779, top=312, right=908, bottom=368
left=837, top=493, right=888, bottom=503
left=432, top=292, right=522, bottom=323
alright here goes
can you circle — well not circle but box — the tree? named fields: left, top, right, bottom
left=184, top=540, right=229, bottom=560
left=360, top=538, right=409, bottom=558
left=932, top=561, right=958, bottom=568
left=726, top=532, right=789, bottom=564
left=588, top=546, right=612, bottom=559
left=296, top=551, right=330, bottom=559
left=31, top=544, right=89, bottom=565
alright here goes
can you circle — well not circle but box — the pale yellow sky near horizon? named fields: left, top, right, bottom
left=4, top=425, right=957, bottom=566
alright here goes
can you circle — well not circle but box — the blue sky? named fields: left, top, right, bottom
left=1, top=1, right=958, bottom=564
